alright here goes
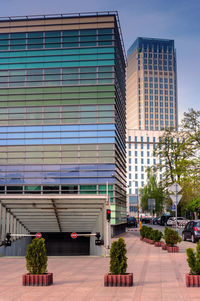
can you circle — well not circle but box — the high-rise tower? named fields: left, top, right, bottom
left=127, top=37, right=178, bottom=131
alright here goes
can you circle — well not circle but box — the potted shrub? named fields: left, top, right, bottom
left=153, top=230, right=163, bottom=247
left=22, top=238, right=53, bottom=286
left=140, top=225, right=147, bottom=241
left=104, top=237, right=133, bottom=286
left=163, top=227, right=181, bottom=252
left=186, top=240, right=200, bottom=287
left=145, top=227, right=154, bottom=244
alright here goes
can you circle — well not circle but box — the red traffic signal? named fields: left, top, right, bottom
left=106, top=209, right=111, bottom=221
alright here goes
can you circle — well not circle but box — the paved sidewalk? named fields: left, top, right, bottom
left=0, top=232, right=199, bottom=301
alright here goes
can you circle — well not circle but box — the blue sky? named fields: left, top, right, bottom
left=1, top=0, right=200, bottom=122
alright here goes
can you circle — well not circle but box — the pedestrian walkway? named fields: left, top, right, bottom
left=0, top=232, right=199, bottom=301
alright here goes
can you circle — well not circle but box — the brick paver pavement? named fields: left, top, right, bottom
left=0, top=231, right=199, bottom=301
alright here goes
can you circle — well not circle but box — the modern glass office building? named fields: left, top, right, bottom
left=0, top=12, right=126, bottom=233
left=127, top=37, right=178, bottom=131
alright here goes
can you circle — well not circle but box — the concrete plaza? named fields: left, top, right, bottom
left=0, top=231, right=199, bottom=301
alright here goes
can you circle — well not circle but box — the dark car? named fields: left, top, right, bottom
left=127, top=216, right=137, bottom=228
left=141, top=217, right=152, bottom=224
left=152, top=217, right=159, bottom=225
left=159, top=215, right=172, bottom=226
left=182, top=220, right=200, bottom=243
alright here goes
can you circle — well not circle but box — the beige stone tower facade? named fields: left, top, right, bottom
left=127, top=37, right=178, bottom=131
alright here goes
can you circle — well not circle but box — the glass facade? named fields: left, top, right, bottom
left=127, top=37, right=177, bottom=131
left=0, top=13, right=126, bottom=226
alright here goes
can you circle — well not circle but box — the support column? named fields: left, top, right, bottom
left=6, top=210, right=10, bottom=235
left=1, top=207, right=6, bottom=241
left=10, top=215, right=14, bottom=240
left=13, top=217, right=17, bottom=241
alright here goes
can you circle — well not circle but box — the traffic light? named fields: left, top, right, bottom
left=106, top=209, right=111, bottom=221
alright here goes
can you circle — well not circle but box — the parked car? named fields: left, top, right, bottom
left=167, top=217, right=189, bottom=227
left=141, top=216, right=152, bottom=224
left=159, top=215, right=172, bottom=226
left=127, top=216, right=137, bottom=228
left=152, top=217, right=159, bottom=225
left=182, top=220, right=200, bottom=243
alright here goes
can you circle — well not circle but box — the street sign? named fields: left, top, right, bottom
left=169, top=182, right=182, bottom=194
left=171, top=205, right=176, bottom=210
left=148, top=199, right=155, bottom=211
left=71, top=232, right=77, bottom=239
left=36, top=232, right=42, bottom=239
left=170, top=194, right=182, bottom=205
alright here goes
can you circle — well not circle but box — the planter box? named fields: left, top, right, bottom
left=140, top=237, right=143, bottom=241
left=186, top=274, right=200, bottom=287
left=22, top=273, right=53, bottom=286
left=104, top=273, right=133, bottom=287
left=167, top=246, right=179, bottom=253
left=148, top=239, right=154, bottom=244
left=154, top=241, right=162, bottom=247
left=161, top=242, right=167, bottom=250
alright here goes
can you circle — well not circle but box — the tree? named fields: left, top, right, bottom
left=109, top=238, right=127, bottom=275
left=152, top=125, right=200, bottom=216
left=140, top=171, right=165, bottom=215
left=26, top=238, right=48, bottom=275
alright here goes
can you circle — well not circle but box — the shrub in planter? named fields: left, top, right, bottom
left=23, top=238, right=53, bottom=286
left=104, top=238, right=133, bottom=287
left=163, top=227, right=181, bottom=252
left=153, top=230, right=163, bottom=246
left=186, top=240, right=200, bottom=286
left=144, top=227, right=154, bottom=243
left=140, top=225, right=147, bottom=240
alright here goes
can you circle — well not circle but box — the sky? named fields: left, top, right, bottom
left=0, top=0, right=200, bottom=122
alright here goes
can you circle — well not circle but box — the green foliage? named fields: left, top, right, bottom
left=25, top=238, right=48, bottom=275
left=140, top=225, right=147, bottom=239
left=109, top=238, right=127, bottom=275
left=153, top=229, right=163, bottom=242
left=140, top=170, right=165, bottom=215
left=186, top=241, right=200, bottom=275
left=187, top=197, right=200, bottom=213
left=163, top=227, right=181, bottom=247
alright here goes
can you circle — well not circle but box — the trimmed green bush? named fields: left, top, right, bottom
left=163, top=227, right=181, bottom=247
left=145, top=227, right=154, bottom=240
left=153, top=229, right=163, bottom=242
left=25, top=238, right=48, bottom=275
left=186, top=240, right=200, bottom=275
left=140, top=225, right=147, bottom=239
left=110, top=237, right=127, bottom=275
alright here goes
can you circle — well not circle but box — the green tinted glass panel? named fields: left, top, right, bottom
left=99, top=41, right=113, bottom=46
left=10, top=39, right=26, bottom=45
left=27, top=44, right=43, bottom=49
left=63, top=30, right=79, bottom=36
left=45, top=31, right=61, bottom=37
left=28, top=32, right=43, bottom=38
left=25, top=186, right=41, bottom=191
left=45, top=37, right=61, bottom=43
left=28, top=38, right=43, bottom=44
left=80, top=30, right=96, bottom=35
left=63, top=42, right=79, bottom=47
left=0, top=34, right=9, bottom=39
left=0, top=40, right=8, bottom=45
left=63, top=37, right=78, bottom=42
left=98, top=29, right=113, bottom=34
left=80, top=42, right=96, bottom=46
left=0, top=46, right=8, bottom=50
left=80, top=36, right=96, bottom=41
left=10, top=45, right=26, bottom=50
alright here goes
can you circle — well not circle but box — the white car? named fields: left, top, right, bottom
left=167, top=217, right=189, bottom=227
